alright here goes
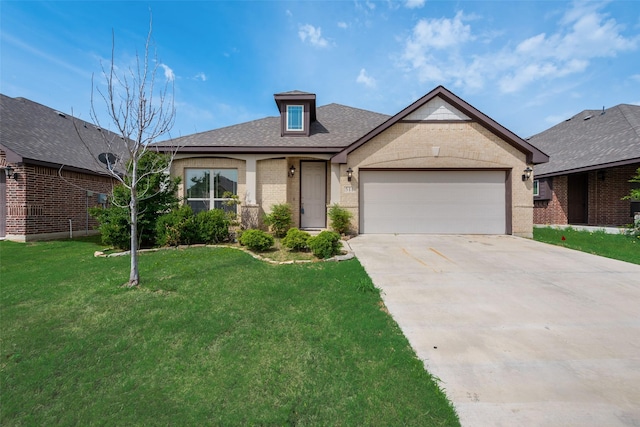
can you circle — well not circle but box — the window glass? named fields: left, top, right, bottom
left=186, top=169, right=210, bottom=199
left=214, top=169, right=238, bottom=198
left=187, top=200, right=210, bottom=215
left=186, top=168, right=238, bottom=214
left=287, top=105, right=303, bottom=131
left=533, top=179, right=539, bottom=197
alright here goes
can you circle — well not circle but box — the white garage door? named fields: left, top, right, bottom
left=360, top=170, right=506, bottom=234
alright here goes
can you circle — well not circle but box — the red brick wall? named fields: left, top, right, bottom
left=587, top=164, right=639, bottom=226
left=534, top=175, right=568, bottom=225
left=534, top=164, right=639, bottom=226
left=3, top=161, right=115, bottom=238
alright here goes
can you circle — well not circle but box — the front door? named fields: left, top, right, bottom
left=300, top=161, right=326, bottom=229
left=568, top=173, right=588, bottom=224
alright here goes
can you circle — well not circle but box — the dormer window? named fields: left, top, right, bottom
left=287, top=105, right=304, bottom=131
left=274, top=91, right=316, bottom=137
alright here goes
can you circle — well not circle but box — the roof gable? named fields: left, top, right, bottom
left=405, top=97, right=471, bottom=121
left=528, top=104, right=640, bottom=177
left=331, top=86, right=548, bottom=164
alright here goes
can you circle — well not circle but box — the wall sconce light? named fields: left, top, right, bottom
left=288, top=165, right=296, bottom=178
left=3, top=166, right=17, bottom=181
left=346, top=167, right=353, bottom=182
left=522, top=166, right=533, bottom=181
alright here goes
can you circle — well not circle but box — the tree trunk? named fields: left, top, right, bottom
left=128, top=164, right=140, bottom=287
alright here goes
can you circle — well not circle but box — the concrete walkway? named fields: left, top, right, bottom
left=348, top=234, right=640, bottom=427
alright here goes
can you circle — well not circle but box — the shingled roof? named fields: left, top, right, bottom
left=158, top=103, right=390, bottom=153
left=528, top=104, right=640, bottom=178
left=0, top=94, right=120, bottom=175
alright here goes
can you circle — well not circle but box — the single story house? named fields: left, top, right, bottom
left=157, top=86, right=548, bottom=237
left=1, top=94, right=117, bottom=241
left=528, top=104, right=640, bottom=227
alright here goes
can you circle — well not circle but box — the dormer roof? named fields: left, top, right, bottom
left=274, top=90, right=316, bottom=122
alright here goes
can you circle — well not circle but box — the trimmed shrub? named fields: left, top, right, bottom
left=89, top=151, right=180, bottom=250
left=240, top=229, right=274, bottom=252
left=307, top=231, right=342, bottom=259
left=263, top=203, right=292, bottom=237
left=282, top=228, right=311, bottom=251
left=328, top=204, right=353, bottom=235
left=197, top=209, right=230, bottom=244
left=156, top=205, right=199, bottom=247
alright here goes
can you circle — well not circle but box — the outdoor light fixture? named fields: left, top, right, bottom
left=288, top=165, right=296, bottom=178
left=522, top=166, right=533, bottom=181
left=3, top=166, right=17, bottom=181
left=346, top=167, right=353, bottom=182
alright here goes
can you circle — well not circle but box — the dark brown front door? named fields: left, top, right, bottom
left=568, top=173, right=588, bottom=224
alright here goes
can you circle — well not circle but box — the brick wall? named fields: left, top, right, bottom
left=3, top=161, right=115, bottom=241
left=533, top=164, right=639, bottom=226
left=588, top=164, right=638, bottom=225
left=534, top=175, right=568, bottom=225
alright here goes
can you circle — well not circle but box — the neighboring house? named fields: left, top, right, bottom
left=157, top=86, right=548, bottom=237
left=1, top=94, right=117, bottom=241
left=528, top=104, right=640, bottom=227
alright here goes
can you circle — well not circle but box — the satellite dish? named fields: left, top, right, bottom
left=98, top=152, right=117, bottom=170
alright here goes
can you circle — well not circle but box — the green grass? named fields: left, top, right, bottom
left=533, top=227, right=640, bottom=265
left=0, top=237, right=459, bottom=426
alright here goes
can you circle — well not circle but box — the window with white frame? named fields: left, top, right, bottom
left=185, top=169, right=238, bottom=214
left=286, top=105, right=304, bottom=131
left=533, top=179, right=539, bottom=197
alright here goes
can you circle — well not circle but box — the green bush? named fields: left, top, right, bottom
left=239, top=229, right=274, bottom=252
left=328, top=204, right=353, bottom=235
left=197, top=209, right=230, bottom=244
left=89, top=151, right=180, bottom=250
left=89, top=204, right=131, bottom=250
left=307, top=231, right=342, bottom=259
left=281, top=228, right=311, bottom=251
left=263, top=203, right=292, bottom=237
left=156, top=205, right=199, bottom=247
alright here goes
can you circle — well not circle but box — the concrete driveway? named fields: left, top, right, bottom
left=347, top=234, right=640, bottom=427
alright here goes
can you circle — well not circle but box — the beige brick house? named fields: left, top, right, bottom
left=158, top=86, right=548, bottom=237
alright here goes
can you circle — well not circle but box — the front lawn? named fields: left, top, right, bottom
left=533, top=226, right=640, bottom=265
left=0, top=238, right=459, bottom=426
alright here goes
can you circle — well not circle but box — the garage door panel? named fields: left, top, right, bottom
left=360, top=170, right=506, bottom=234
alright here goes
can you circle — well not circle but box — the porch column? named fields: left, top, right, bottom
left=245, top=156, right=257, bottom=204
left=330, top=163, right=341, bottom=205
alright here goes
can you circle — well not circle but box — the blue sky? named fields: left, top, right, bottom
left=1, top=1, right=639, bottom=141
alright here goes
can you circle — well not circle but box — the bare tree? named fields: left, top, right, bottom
left=89, top=17, right=177, bottom=287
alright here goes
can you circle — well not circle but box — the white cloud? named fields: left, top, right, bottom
left=193, top=72, right=207, bottom=82
left=407, top=11, right=471, bottom=51
left=631, top=74, right=640, bottom=82
left=298, top=24, right=329, bottom=48
left=337, top=21, right=348, bottom=29
left=356, top=68, right=376, bottom=88
left=399, top=2, right=639, bottom=94
left=159, top=64, right=175, bottom=82
left=405, top=0, right=426, bottom=9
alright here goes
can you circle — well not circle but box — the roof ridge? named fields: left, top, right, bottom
left=320, top=102, right=388, bottom=117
